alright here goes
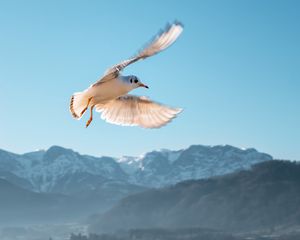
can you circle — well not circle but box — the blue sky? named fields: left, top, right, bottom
left=0, top=0, right=299, bottom=160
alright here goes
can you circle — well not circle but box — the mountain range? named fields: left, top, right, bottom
left=0, top=144, right=273, bottom=224
left=89, top=160, right=300, bottom=234
left=0, top=144, right=272, bottom=193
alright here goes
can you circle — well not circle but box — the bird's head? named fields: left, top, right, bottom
left=126, top=75, right=149, bottom=89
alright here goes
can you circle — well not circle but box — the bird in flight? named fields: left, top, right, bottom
left=70, top=21, right=184, bottom=128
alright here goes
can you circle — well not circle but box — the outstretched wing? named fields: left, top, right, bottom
left=92, top=21, right=183, bottom=87
left=95, top=95, right=182, bottom=128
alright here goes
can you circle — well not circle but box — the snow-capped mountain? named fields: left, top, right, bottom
left=0, top=146, right=127, bottom=193
left=0, top=145, right=273, bottom=193
left=118, top=145, right=273, bottom=187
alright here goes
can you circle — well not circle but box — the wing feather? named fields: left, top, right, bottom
left=92, top=21, right=183, bottom=87
left=95, top=95, right=182, bottom=128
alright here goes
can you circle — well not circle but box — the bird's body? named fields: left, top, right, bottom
left=70, top=22, right=184, bottom=128
left=88, top=76, right=131, bottom=105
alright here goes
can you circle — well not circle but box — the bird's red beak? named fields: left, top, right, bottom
left=139, top=83, right=149, bottom=89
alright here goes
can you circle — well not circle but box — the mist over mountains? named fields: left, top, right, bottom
left=90, top=160, right=300, bottom=234
left=0, top=144, right=272, bottom=225
left=1, top=144, right=300, bottom=240
left=0, top=178, right=69, bottom=225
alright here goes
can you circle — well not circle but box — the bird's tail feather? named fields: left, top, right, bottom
left=70, top=92, right=89, bottom=119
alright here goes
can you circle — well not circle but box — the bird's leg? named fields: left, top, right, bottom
left=86, top=105, right=94, bottom=128
left=81, top=97, right=93, bottom=116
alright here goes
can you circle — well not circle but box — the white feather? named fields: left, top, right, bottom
left=95, top=95, right=182, bottom=128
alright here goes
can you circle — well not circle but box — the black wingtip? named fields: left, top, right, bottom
left=174, top=20, right=184, bottom=28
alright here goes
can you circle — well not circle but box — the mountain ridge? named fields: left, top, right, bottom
left=89, top=160, right=300, bottom=233
left=0, top=144, right=272, bottom=193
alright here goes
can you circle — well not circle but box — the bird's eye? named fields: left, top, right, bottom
left=130, top=79, right=133, bottom=83
left=134, top=79, right=138, bottom=83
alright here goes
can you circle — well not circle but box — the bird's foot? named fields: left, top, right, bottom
left=86, top=118, right=93, bottom=128
left=81, top=107, right=88, bottom=116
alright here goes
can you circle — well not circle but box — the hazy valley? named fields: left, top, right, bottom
left=1, top=145, right=300, bottom=240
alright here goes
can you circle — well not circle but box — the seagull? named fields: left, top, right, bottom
left=70, top=21, right=184, bottom=128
